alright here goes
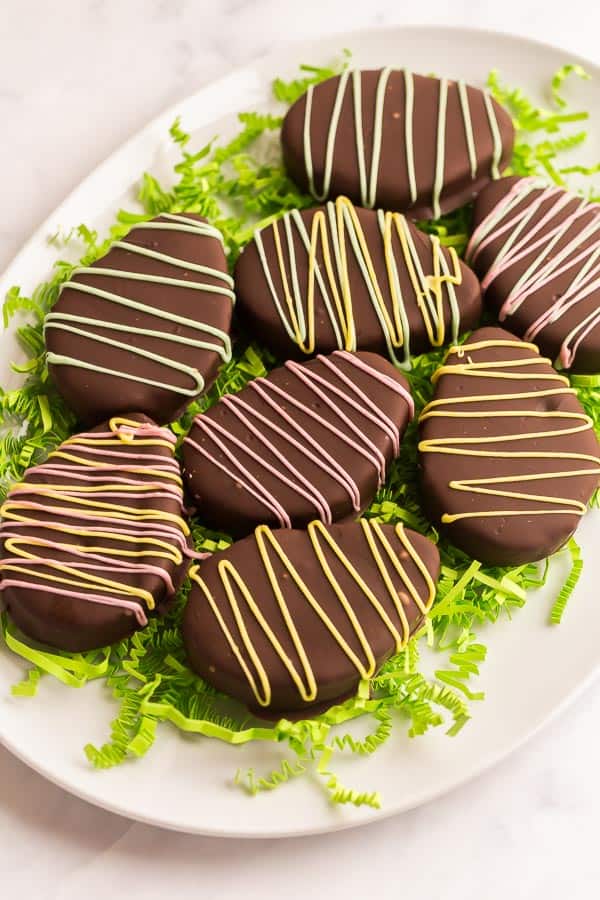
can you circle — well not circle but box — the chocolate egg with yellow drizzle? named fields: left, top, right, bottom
left=418, top=327, right=600, bottom=565
left=183, top=520, right=439, bottom=717
left=234, top=197, right=481, bottom=365
left=281, top=68, right=514, bottom=218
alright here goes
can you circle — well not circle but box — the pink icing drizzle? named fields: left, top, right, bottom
left=0, top=420, right=187, bottom=627
left=184, top=351, right=412, bottom=526
left=466, top=177, right=541, bottom=263
left=466, top=178, right=600, bottom=368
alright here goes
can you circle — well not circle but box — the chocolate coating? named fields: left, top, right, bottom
left=182, top=351, right=413, bottom=537
left=418, top=327, right=600, bottom=565
left=183, top=521, right=440, bottom=717
left=46, top=214, right=234, bottom=426
left=234, top=201, right=482, bottom=361
left=469, top=177, right=600, bottom=373
left=281, top=69, right=514, bottom=218
left=0, top=415, right=189, bottom=652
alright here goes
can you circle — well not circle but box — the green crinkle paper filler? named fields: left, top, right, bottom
left=571, top=373, right=600, bottom=388
left=487, top=63, right=600, bottom=187
left=551, top=64, right=591, bottom=109
left=1, top=613, right=110, bottom=691
left=235, top=758, right=307, bottom=796
left=550, top=538, right=583, bottom=625
left=1, top=56, right=599, bottom=809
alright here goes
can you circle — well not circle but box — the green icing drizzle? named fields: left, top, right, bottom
left=304, top=70, right=350, bottom=201
left=483, top=91, right=504, bottom=180
left=253, top=196, right=462, bottom=368
left=432, top=78, right=449, bottom=220
left=45, top=215, right=234, bottom=397
left=457, top=80, right=477, bottom=180
left=404, top=69, right=417, bottom=206
left=302, top=68, right=504, bottom=213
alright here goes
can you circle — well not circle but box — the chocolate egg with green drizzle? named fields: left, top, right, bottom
left=418, top=327, right=600, bottom=565
left=0, top=415, right=191, bottom=652
left=281, top=68, right=514, bottom=219
left=182, top=350, right=413, bottom=537
left=45, top=213, right=235, bottom=426
left=234, top=196, right=481, bottom=364
left=183, top=520, right=439, bottom=717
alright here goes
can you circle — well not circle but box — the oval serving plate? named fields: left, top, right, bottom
left=1, top=25, right=599, bottom=838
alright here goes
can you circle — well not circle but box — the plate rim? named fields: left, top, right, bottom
left=1, top=22, right=599, bottom=839
left=2, top=21, right=598, bottom=294
left=1, top=649, right=599, bottom=839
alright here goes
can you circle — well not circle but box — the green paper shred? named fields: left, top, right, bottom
left=550, top=538, right=583, bottom=624
left=1, top=58, right=599, bottom=810
left=1, top=613, right=110, bottom=689
left=235, top=758, right=307, bottom=796
left=317, top=747, right=382, bottom=809
left=487, top=66, right=600, bottom=182
left=272, top=51, right=351, bottom=105
left=551, top=64, right=591, bottom=109
left=571, top=373, right=600, bottom=389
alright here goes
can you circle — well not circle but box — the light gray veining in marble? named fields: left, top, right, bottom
left=1, top=2, right=599, bottom=898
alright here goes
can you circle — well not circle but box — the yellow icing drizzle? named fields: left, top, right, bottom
left=387, top=212, right=463, bottom=348
left=418, top=339, right=600, bottom=523
left=190, top=519, right=436, bottom=708
left=0, top=417, right=189, bottom=615
left=259, top=196, right=463, bottom=365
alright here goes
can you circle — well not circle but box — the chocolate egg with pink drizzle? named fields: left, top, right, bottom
left=182, top=350, right=413, bottom=537
left=468, top=176, right=600, bottom=373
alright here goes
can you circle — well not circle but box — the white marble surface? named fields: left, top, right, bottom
left=2, top=1, right=600, bottom=897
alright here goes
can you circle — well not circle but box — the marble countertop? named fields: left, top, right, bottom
left=2, top=2, right=600, bottom=897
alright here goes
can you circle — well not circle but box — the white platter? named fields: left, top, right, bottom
left=1, top=25, right=599, bottom=838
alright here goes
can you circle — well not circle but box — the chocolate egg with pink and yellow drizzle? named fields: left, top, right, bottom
left=468, top=176, right=600, bottom=373
left=281, top=68, right=514, bottom=218
left=0, top=416, right=190, bottom=652
left=182, top=350, right=413, bottom=537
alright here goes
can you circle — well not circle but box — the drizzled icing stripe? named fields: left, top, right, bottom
left=404, top=70, right=417, bottom=205
left=190, top=520, right=436, bottom=708
left=432, top=78, right=449, bottom=219
left=466, top=178, right=600, bottom=369
left=457, top=80, right=477, bottom=180
left=302, top=68, right=503, bottom=214
left=45, top=214, right=234, bottom=396
left=253, top=195, right=463, bottom=368
left=0, top=418, right=189, bottom=626
left=184, top=351, right=414, bottom=527
left=482, top=92, right=503, bottom=180
left=418, top=339, right=600, bottom=523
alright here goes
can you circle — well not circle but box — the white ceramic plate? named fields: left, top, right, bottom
left=1, top=25, right=599, bottom=838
